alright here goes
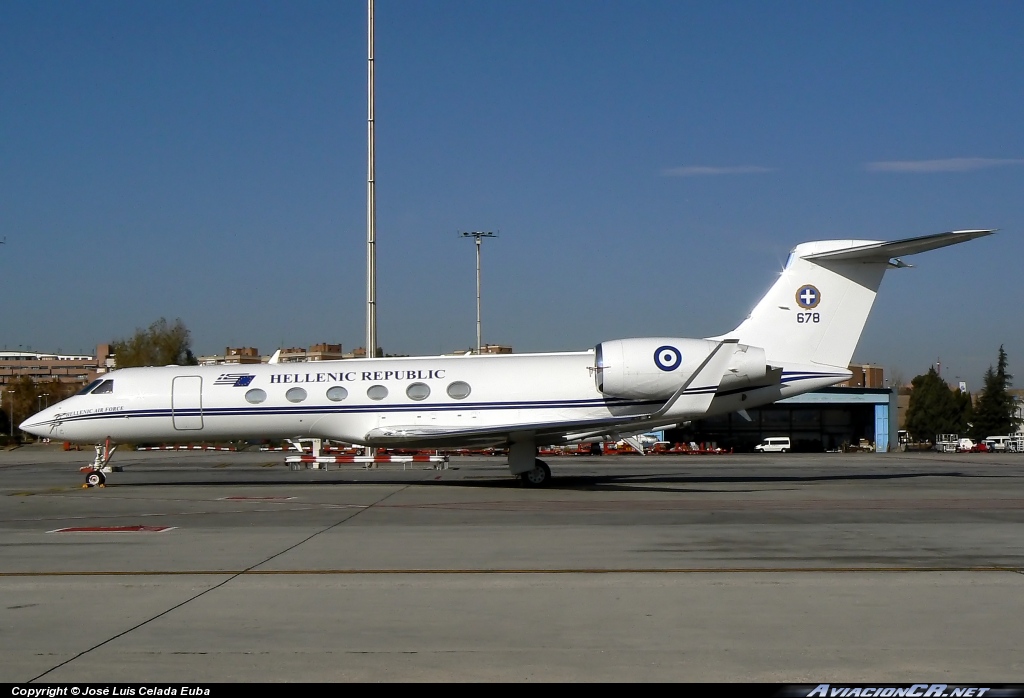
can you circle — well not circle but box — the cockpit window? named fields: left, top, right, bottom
left=77, top=379, right=104, bottom=395
left=91, top=380, right=114, bottom=394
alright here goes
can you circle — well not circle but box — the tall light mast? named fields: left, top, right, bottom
left=461, top=231, right=497, bottom=353
left=366, top=0, right=378, bottom=359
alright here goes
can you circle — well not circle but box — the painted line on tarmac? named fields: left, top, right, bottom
left=2, top=502, right=369, bottom=524
left=27, top=480, right=403, bottom=683
left=376, top=497, right=1024, bottom=511
left=47, top=525, right=176, bottom=533
left=219, top=495, right=297, bottom=500
left=2, top=566, right=1022, bottom=577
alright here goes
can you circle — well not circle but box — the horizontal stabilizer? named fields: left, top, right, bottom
left=802, top=229, right=994, bottom=263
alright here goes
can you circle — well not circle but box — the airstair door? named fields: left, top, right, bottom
left=172, top=376, right=204, bottom=430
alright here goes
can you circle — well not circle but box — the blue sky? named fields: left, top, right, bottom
left=1, top=1, right=1021, bottom=391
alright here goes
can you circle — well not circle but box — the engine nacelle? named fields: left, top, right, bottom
left=595, top=337, right=769, bottom=400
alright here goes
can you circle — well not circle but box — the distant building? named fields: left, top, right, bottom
left=198, top=347, right=263, bottom=366
left=278, top=347, right=310, bottom=363
left=836, top=363, right=885, bottom=388
left=279, top=344, right=344, bottom=362
left=0, top=344, right=113, bottom=388
left=300, top=343, right=344, bottom=362
left=198, top=343, right=346, bottom=365
left=447, top=344, right=513, bottom=356
left=669, top=385, right=897, bottom=453
left=1011, top=389, right=1024, bottom=437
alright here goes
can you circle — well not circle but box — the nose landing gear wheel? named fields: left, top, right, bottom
left=520, top=459, right=551, bottom=488
left=85, top=470, right=106, bottom=488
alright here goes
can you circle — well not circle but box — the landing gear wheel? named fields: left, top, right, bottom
left=85, top=470, right=106, bottom=488
left=520, top=459, right=551, bottom=488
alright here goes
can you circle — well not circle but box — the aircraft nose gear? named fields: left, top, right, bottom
left=81, top=438, right=118, bottom=488
left=84, top=470, right=106, bottom=488
left=520, top=459, right=551, bottom=488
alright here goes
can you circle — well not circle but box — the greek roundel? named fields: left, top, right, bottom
left=653, top=345, right=682, bottom=372
left=795, top=284, right=821, bottom=309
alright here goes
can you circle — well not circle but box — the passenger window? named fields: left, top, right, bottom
left=367, top=385, right=388, bottom=400
left=285, top=387, right=307, bottom=403
left=92, top=380, right=114, bottom=394
left=406, top=382, right=430, bottom=401
left=245, top=389, right=267, bottom=404
left=77, top=379, right=103, bottom=395
left=326, top=386, right=349, bottom=402
left=446, top=381, right=471, bottom=399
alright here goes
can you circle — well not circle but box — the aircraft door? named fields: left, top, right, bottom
left=172, top=376, right=204, bottom=430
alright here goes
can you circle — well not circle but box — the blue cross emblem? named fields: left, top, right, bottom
left=796, top=284, right=820, bottom=309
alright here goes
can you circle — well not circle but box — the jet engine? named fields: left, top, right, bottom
left=595, top=337, right=770, bottom=400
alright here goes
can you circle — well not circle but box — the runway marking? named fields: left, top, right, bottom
left=1, top=502, right=370, bottom=525
left=219, top=495, right=296, bottom=501
left=378, top=497, right=1024, bottom=511
left=46, top=525, right=176, bottom=533
left=26, top=482, right=399, bottom=683
left=7, top=487, right=79, bottom=496
left=2, top=566, right=1022, bottom=577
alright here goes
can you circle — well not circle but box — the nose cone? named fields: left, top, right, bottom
left=20, top=409, right=53, bottom=437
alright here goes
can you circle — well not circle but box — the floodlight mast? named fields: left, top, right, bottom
left=364, top=0, right=378, bottom=460
left=460, top=231, right=497, bottom=354
left=366, top=0, right=377, bottom=360
left=6, top=391, right=14, bottom=440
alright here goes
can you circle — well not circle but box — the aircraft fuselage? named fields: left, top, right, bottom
left=25, top=351, right=844, bottom=447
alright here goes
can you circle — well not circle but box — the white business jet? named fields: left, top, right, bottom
left=21, top=229, right=991, bottom=487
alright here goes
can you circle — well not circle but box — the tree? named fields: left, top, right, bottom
left=905, top=367, right=969, bottom=442
left=6, top=377, right=39, bottom=441
left=111, top=318, right=198, bottom=368
left=2, top=377, right=80, bottom=442
left=970, top=345, right=1018, bottom=439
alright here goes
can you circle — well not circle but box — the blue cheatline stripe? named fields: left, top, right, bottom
left=47, top=395, right=665, bottom=427
left=40, top=373, right=843, bottom=429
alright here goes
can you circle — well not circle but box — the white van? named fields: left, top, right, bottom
left=985, top=436, right=1010, bottom=452
left=755, top=437, right=791, bottom=453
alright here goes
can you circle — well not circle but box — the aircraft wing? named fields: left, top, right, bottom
left=363, top=413, right=664, bottom=447
left=802, top=229, right=994, bottom=263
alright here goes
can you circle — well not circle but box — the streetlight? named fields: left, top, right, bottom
left=460, top=231, right=497, bottom=354
left=35, top=394, right=49, bottom=442
left=5, top=390, right=13, bottom=440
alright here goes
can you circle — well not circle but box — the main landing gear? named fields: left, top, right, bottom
left=81, top=438, right=118, bottom=488
left=519, top=459, right=552, bottom=488
left=507, top=439, right=552, bottom=487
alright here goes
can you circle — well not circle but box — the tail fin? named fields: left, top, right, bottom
left=720, top=230, right=993, bottom=367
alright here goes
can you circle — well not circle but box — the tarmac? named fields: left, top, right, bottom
left=1, top=444, right=1023, bottom=682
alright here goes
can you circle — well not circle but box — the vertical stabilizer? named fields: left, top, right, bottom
left=718, top=230, right=993, bottom=368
